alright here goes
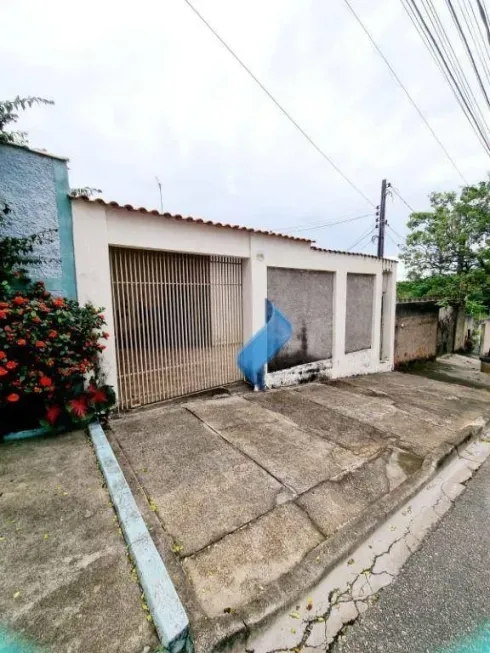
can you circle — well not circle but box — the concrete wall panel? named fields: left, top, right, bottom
left=345, top=274, right=375, bottom=353
left=395, top=302, right=439, bottom=365
left=267, top=267, right=334, bottom=371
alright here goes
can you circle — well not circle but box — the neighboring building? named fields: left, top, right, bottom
left=0, top=143, right=76, bottom=298
left=72, top=197, right=397, bottom=408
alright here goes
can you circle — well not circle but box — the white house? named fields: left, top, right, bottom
left=71, top=197, right=397, bottom=410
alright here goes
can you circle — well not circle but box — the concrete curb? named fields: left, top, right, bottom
left=88, top=421, right=191, bottom=653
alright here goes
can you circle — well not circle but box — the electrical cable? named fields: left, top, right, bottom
left=286, top=213, right=375, bottom=234
left=347, top=225, right=377, bottom=251
left=181, top=0, right=375, bottom=207
left=388, top=224, right=406, bottom=242
left=341, top=0, right=468, bottom=182
left=401, top=0, right=490, bottom=157
left=391, top=186, right=415, bottom=212
left=445, top=0, right=490, bottom=110
left=386, top=230, right=401, bottom=248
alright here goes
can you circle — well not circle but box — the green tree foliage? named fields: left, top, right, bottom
left=0, top=96, right=54, bottom=145
left=400, top=181, right=490, bottom=315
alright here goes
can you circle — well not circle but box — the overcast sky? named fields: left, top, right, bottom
left=1, top=0, right=489, bottom=261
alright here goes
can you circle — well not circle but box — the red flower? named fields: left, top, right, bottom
left=46, top=405, right=61, bottom=425
left=52, top=298, right=64, bottom=308
left=0, top=352, right=5, bottom=360
left=0, top=310, right=7, bottom=319
left=13, top=296, right=27, bottom=306
left=102, top=332, right=110, bottom=339
left=68, top=396, right=88, bottom=419
left=35, top=341, right=46, bottom=349
left=7, top=393, right=20, bottom=403
left=48, top=330, right=57, bottom=339
left=0, top=367, right=7, bottom=376
left=17, top=339, right=26, bottom=346
left=89, top=386, right=108, bottom=404
left=99, top=314, right=105, bottom=320
left=4, top=325, right=11, bottom=332
left=40, top=376, right=52, bottom=387
left=32, top=316, right=41, bottom=324
left=97, top=344, right=106, bottom=351
left=5, top=361, right=17, bottom=370
left=0, top=302, right=8, bottom=308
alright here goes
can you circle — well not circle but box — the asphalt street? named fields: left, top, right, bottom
left=333, top=456, right=490, bottom=653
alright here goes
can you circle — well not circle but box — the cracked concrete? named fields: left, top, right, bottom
left=107, top=356, right=490, bottom=652
left=247, top=436, right=490, bottom=653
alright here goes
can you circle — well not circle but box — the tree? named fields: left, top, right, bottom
left=0, top=96, right=54, bottom=145
left=400, top=181, right=490, bottom=315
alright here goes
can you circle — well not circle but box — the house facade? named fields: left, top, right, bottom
left=71, top=197, right=396, bottom=408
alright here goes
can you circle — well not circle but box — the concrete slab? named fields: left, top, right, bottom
left=0, top=431, right=158, bottom=653
left=187, top=396, right=360, bottom=494
left=296, top=383, right=453, bottom=457
left=297, top=450, right=422, bottom=537
left=106, top=366, right=490, bottom=652
left=411, top=353, right=490, bottom=392
left=182, top=502, right=323, bottom=617
left=246, top=389, right=386, bottom=457
left=111, top=406, right=286, bottom=555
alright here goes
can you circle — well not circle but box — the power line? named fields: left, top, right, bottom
left=385, top=230, right=401, bottom=248
left=273, top=211, right=373, bottom=232
left=287, top=213, right=375, bottom=234
left=391, top=186, right=415, bottom=212
left=402, top=0, right=490, bottom=158
left=347, top=225, right=377, bottom=251
left=388, top=224, right=405, bottom=242
left=445, top=0, right=490, bottom=110
left=341, top=0, right=468, bottom=182
left=182, top=0, right=375, bottom=207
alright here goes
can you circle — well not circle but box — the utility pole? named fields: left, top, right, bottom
left=376, top=179, right=388, bottom=258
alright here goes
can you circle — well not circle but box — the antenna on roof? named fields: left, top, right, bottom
left=155, top=176, right=163, bottom=213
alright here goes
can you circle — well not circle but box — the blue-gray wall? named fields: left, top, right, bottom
left=0, top=144, right=77, bottom=298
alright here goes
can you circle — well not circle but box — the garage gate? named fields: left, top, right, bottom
left=110, top=247, right=243, bottom=409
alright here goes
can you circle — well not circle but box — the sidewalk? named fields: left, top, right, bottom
left=0, top=431, right=159, bottom=653
left=333, top=456, right=490, bottom=653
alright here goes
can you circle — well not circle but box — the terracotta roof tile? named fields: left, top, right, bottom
left=310, top=245, right=397, bottom=262
left=70, top=196, right=313, bottom=243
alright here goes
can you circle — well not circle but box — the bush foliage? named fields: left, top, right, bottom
left=0, top=201, right=114, bottom=435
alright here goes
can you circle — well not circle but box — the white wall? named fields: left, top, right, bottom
left=71, top=200, right=397, bottom=397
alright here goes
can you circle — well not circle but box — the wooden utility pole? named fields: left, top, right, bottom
left=376, top=179, right=387, bottom=258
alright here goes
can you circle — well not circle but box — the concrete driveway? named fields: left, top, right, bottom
left=108, top=367, right=490, bottom=651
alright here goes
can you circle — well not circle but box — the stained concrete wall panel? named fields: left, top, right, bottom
left=395, top=302, right=439, bottom=365
left=267, top=267, right=334, bottom=372
left=345, top=274, right=375, bottom=353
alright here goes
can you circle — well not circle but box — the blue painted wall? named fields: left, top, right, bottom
left=0, top=144, right=77, bottom=299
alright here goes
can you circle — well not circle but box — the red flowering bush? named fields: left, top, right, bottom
left=0, top=197, right=115, bottom=436
left=0, top=281, right=115, bottom=435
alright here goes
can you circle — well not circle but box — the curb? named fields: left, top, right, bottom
left=88, top=421, right=191, bottom=653
left=211, top=419, right=489, bottom=651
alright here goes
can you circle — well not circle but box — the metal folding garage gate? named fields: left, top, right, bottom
left=110, top=247, right=243, bottom=409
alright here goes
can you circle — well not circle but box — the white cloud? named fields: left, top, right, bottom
left=1, top=0, right=489, bottom=258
